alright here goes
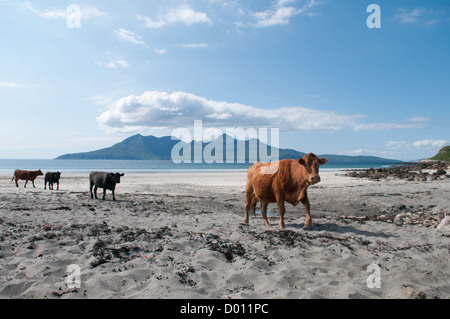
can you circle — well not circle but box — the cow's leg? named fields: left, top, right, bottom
left=32, top=179, right=36, bottom=188
left=243, top=183, right=254, bottom=224
left=112, top=188, right=116, bottom=201
left=44, top=181, right=47, bottom=190
left=251, top=194, right=258, bottom=217
left=301, top=192, right=312, bottom=229
left=15, top=178, right=19, bottom=188
left=56, top=181, right=59, bottom=190
left=94, top=186, right=98, bottom=199
left=277, top=200, right=286, bottom=229
left=102, top=188, right=106, bottom=200
left=89, top=184, right=94, bottom=199
left=24, top=180, right=28, bottom=188
left=261, top=201, right=270, bottom=227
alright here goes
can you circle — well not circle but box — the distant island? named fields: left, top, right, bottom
left=56, top=134, right=402, bottom=165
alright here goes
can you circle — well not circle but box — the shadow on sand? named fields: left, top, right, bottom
left=286, top=221, right=398, bottom=239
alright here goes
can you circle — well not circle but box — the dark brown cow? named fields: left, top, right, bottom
left=11, top=169, right=44, bottom=188
left=244, top=153, right=328, bottom=229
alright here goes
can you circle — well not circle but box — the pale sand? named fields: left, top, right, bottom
left=0, top=172, right=449, bottom=299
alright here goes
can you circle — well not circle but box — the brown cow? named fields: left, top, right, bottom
left=244, top=153, right=328, bottom=229
left=11, top=169, right=44, bottom=188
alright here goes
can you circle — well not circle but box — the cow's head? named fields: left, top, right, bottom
left=38, top=169, right=44, bottom=176
left=298, top=153, right=328, bottom=185
left=56, top=172, right=61, bottom=178
left=112, top=172, right=125, bottom=183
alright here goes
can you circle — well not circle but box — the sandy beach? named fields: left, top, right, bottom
left=0, top=170, right=449, bottom=299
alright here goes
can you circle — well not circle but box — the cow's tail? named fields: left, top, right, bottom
left=11, top=175, right=14, bottom=182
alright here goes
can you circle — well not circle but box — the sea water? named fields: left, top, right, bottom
left=0, top=159, right=389, bottom=174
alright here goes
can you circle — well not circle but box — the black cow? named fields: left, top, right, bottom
left=89, top=172, right=124, bottom=201
left=45, top=172, right=61, bottom=190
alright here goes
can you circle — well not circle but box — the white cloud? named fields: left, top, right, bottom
left=251, top=0, right=318, bottom=27
left=353, top=122, right=426, bottom=131
left=97, top=91, right=427, bottom=136
left=177, top=43, right=209, bottom=48
left=95, top=59, right=130, bottom=69
left=0, top=82, right=18, bottom=88
left=114, top=28, right=146, bottom=46
left=21, top=2, right=105, bottom=20
left=137, top=5, right=211, bottom=29
left=387, top=139, right=447, bottom=150
left=395, top=8, right=443, bottom=25
left=166, top=6, right=211, bottom=25
left=395, top=8, right=425, bottom=24
left=386, top=141, right=410, bottom=150
left=105, top=59, right=130, bottom=69
left=346, top=149, right=365, bottom=155
left=407, top=117, right=431, bottom=123
left=413, top=139, right=448, bottom=148
left=90, top=96, right=113, bottom=105
left=154, top=49, right=166, bottom=54
left=355, top=116, right=430, bottom=131
left=97, top=91, right=362, bottom=134
left=137, top=14, right=166, bottom=29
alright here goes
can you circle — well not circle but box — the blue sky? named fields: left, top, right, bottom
left=0, top=0, right=449, bottom=160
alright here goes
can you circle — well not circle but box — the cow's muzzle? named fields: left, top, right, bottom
left=309, top=175, right=321, bottom=184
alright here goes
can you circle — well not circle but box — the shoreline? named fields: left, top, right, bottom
left=0, top=167, right=383, bottom=175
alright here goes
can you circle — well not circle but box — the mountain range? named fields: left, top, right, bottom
left=56, top=134, right=402, bottom=165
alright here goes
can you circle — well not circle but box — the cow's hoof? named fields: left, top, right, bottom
left=303, top=224, right=312, bottom=230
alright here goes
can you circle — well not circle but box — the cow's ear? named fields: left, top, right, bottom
left=298, top=158, right=307, bottom=166
left=319, top=158, right=328, bottom=165
left=120, top=173, right=124, bottom=176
